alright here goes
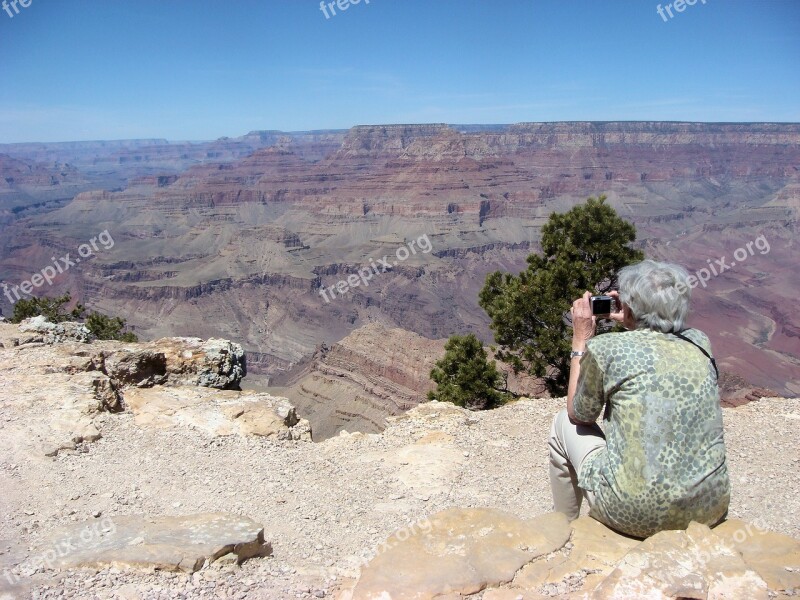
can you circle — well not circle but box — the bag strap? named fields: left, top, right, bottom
left=670, top=330, right=719, bottom=379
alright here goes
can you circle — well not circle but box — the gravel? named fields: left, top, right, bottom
left=0, top=396, right=797, bottom=599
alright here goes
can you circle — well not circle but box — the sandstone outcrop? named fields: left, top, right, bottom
left=340, top=511, right=799, bottom=599
left=124, top=386, right=311, bottom=440
left=348, top=509, right=571, bottom=599
left=0, top=321, right=306, bottom=460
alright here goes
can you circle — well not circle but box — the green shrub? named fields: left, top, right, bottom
left=10, top=293, right=137, bottom=342
left=428, top=334, right=510, bottom=410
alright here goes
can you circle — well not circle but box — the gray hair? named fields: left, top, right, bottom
left=617, top=260, right=691, bottom=333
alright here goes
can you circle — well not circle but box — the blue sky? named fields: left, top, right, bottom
left=0, top=0, right=798, bottom=142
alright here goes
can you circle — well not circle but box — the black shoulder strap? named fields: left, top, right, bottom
left=671, top=330, right=719, bottom=379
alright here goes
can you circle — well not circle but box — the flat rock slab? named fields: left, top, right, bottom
left=513, top=514, right=640, bottom=593
left=123, top=386, right=310, bottom=440
left=40, top=513, right=271, bottom=573
left=714, top=518, right=800, bottom=592
left=593, top=521, right=768, bottom=599
left=349, top=508, right=571, bottom=600
left=343, top=514, right=800, bottom=600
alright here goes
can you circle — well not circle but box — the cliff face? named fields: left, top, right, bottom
left=0, top=153, right=93, bottom=223
left=0, top=122, right=798, bottom=398
left=275, top=323, right=445, bottom=440
left=265, top=323, right=562, bottom=440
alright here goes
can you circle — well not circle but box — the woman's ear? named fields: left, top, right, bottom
left=623, top=304, right=635, bottom=330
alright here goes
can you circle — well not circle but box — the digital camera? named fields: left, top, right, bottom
left=590, top=295, right=614, bottom=316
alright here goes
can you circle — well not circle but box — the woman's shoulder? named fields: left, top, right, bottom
left=675, top=327, right=713, bottom=352
left=679, top=327, right=711, bottom=341
left=587, top=329, right=644, bottom=354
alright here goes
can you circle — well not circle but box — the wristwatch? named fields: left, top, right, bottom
left=570, top=350, right=586, bottom=359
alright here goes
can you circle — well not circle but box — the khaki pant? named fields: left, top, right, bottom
left=548, top=409, right=606, bottom=520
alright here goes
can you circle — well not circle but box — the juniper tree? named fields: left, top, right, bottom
left=428, top=333, right=510, bottom=410
left=478, top=196, right=644, bottom=395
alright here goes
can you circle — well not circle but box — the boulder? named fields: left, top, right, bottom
left=33, top=513, right=271, bottom=573
left=18, top=316, right=92, bottom=344
left=99, top=348, right=168, bottom=388
left=148, top=337, right=246, bottom=389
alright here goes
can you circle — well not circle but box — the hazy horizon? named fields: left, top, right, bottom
left=3, top=120, right=800, bottom=146
left=1, top=0, right=798, bottom=143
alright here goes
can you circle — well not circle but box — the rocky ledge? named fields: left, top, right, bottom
left=0, top=320, right=797, bottom=599
left=341, top=509, right=798, bottom=599
left=0, top=319, right=309, bottom=459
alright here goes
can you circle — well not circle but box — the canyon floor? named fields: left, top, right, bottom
left=1, top=343, right=798, bottom=599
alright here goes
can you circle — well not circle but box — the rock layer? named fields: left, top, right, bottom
left=277, top=323, right=543, bottom=439
left=2, top=122, right=797, bottom=398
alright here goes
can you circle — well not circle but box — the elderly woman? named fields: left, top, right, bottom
left=548, top=259, right=730, bottom=538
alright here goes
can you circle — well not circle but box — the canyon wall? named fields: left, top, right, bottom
left=0, top=122, right=797, bottom=399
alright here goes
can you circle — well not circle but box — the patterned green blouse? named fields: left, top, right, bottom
left=574, top=328, right=730, bottom=538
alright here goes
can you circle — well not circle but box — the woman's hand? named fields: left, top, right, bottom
left=571, top=291, right=596, bottom=349
left=608, top=290, right=625, bottom=323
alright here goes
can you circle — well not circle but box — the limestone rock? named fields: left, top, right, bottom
left=88, top=372, right=123, bottom=411
left=593, top=521, right=768, bottom=599
left=512, top=516, right=639, bottom=592
left=348, top=509, right=571, bottom=599
left=99, top=348, right=168, bottom=388
left=18, top=316, right=92, bottom=344
left=149, top=337, right=246, bottom=389
left=38, top=513, right=271, bottom=573
left=714, top=518, right=800, bottom=592
left=123, top=386, right=311, bottom=440
left=0, top=324, right=304, bottom=459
